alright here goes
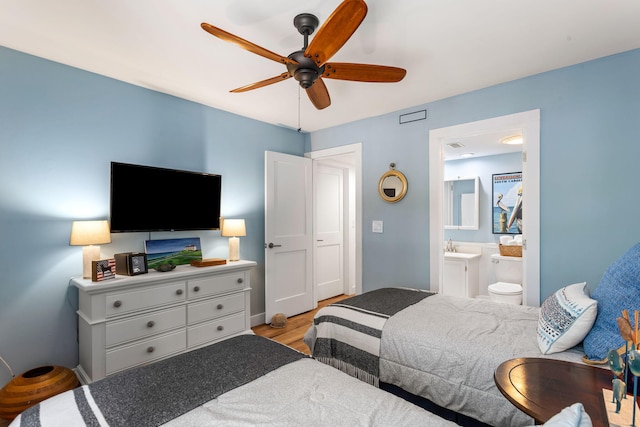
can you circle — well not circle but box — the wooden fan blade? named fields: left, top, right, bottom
left=305, top=0, right=367, bottom=67
left=201, top=23, right=296, bottom=65
left=306, top=78, right=331, bottom=110
left=230, top=73, right=292, bottom=93
left=322, top=63, right=406, bottom=82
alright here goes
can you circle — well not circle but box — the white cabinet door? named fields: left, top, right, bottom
left=442, top=259, right=467, bottom=298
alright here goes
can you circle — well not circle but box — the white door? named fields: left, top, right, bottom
left=314, top=164, right=344, bottom=300
left=264, top=151, right=314, bottom=324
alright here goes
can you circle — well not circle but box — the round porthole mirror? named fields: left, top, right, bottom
left=378, top=165, right=408, bottom=203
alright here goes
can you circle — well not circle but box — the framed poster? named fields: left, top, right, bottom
left=492, top=172, right=523, bottom=234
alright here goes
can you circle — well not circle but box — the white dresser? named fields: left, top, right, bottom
left=71, top=260, right=256, bottom=383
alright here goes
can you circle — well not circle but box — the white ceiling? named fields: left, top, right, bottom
left=2, top=1, right=639, bottom=133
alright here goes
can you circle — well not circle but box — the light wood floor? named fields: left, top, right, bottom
left=252, top=294, right=351, bottom=354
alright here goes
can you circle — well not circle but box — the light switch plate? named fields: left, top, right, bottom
left=372, top=220, right=383, bottom=233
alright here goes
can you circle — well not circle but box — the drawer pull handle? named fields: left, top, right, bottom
left=237, top=278, right=243, bottom=284
left=147, top=321, right=155, bottom=328
left=147, top=346, right=155, bottom=353
left=217, top=325, right=224, bottom=331
left=217, top=304, right=224, bottom=310
left=113, top=300, right=122, bottom=308
left=193, top=286, right=200, bottom=292
left=176, top=289, right=183, bottom=295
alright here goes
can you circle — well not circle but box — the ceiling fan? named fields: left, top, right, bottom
left=201, top=0, right=406, bottom=110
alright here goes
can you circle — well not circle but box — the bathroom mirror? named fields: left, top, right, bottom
left=378, top=168, right=407, bottom=203
left=444, top=176, right=479, bottom=230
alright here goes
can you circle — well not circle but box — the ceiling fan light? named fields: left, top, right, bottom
left=294, top=68, right=318, bottom=88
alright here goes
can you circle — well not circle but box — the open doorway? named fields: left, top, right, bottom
left=429, top=110, right=541, bottom=306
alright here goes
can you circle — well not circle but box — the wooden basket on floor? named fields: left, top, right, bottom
left=499, top=244, right=522, bottom=257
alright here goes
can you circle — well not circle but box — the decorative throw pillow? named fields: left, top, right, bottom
left=537, top=282, right=597, bottom=354
left=539, top=403, right=592, bottom=427
left=583, top=243, right=640, bottom=361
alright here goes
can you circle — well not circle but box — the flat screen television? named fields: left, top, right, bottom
left=110, top=162, right=222, bottom=232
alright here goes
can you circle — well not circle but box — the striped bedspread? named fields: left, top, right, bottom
left=304, top=288, right=434, bottom=386
left=14, top=335, right=307, bottom=427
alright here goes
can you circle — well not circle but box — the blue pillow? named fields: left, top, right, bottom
left=583, top=243, right=640, bottom=361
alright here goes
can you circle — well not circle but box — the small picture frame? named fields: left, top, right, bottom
left=92, top=258, right=116, bottom=282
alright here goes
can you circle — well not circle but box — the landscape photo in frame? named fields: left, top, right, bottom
left=144, top=237, right=203, bottom=270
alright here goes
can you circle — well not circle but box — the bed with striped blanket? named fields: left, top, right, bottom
left=303, top=287, right=434, bottom=386
left=304, top=288, right=588, bottom=427
left=11, top=334, right=457, bottom=427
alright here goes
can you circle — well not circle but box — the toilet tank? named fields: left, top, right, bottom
left=490, top=254, right=522, bottom=284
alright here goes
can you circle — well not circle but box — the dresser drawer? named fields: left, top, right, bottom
left=106, top=330, right=186, bottom=375
left=106, top=306, right=186, bottom=347
left=187, top=312, right=245, bottom=348
left=188, top=293, right=245, bottom=325
left=187, top=272, right=246, bottom=299
left=106, top=281, right=186, bottom=317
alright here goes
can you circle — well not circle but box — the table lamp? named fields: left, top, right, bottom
left=70, top=220, right=112, bottom=278
left=221, top=219, right=246, bottom=262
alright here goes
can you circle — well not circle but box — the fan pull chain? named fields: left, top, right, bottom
left=297, top=86, right=302, bottom=132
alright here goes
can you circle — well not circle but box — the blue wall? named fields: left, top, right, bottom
left=309, top=48, right=640, bottom=305
left=0, top=46, right=305, bottom=384
left=3, top=44, right=640, bottom=385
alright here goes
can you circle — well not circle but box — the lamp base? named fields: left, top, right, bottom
left=228, top=237, right=240, bottom=262
left=82, top=245, right=101, bottom=279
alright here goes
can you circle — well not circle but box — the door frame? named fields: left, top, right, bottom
left=307, top=143, right=362, bottom=297
left=428, top=110, right=540, bottom=306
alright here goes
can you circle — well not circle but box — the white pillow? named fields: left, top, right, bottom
left=539, top=402, right=592, bottom=427
left=537, top=282, right=597, bottom=354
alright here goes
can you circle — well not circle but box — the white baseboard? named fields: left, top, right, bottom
left=251, top=312, right=266, bottom=327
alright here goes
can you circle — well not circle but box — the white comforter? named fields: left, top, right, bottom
left=166, top=358, right=457, bottom=427
left=379, top=294, right=586, bottom=427
left=14, top=358, right=458, bottom=427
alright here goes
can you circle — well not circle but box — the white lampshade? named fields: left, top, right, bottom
left=221, top=219, right=246, bottom=262
left=70, top=220, right=112, bottom=246
left=70, top=220, right=112, bottom=278
left=221, top=219, right=246, bottom=237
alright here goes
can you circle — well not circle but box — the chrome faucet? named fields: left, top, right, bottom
left=445, top=238, right=456, bottom=252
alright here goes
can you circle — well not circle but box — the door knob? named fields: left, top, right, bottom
left=267, top=243, right=282, bottom=249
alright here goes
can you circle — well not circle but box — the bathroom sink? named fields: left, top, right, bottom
left=444, top=252, right=481, bottom=260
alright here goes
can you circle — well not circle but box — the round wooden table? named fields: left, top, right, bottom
left=494, top=357, right=612, bottom=426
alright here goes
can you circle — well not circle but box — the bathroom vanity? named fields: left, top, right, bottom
left=442, top=252, right=480, bottom=298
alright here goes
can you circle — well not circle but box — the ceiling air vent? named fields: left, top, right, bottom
left=399, top=109, right=427, bottom=124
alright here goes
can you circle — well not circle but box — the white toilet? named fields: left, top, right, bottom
left=488, top=254, right=523, bottom=305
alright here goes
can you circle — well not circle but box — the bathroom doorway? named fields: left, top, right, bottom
left=429, top=110, right=540, bottom=306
